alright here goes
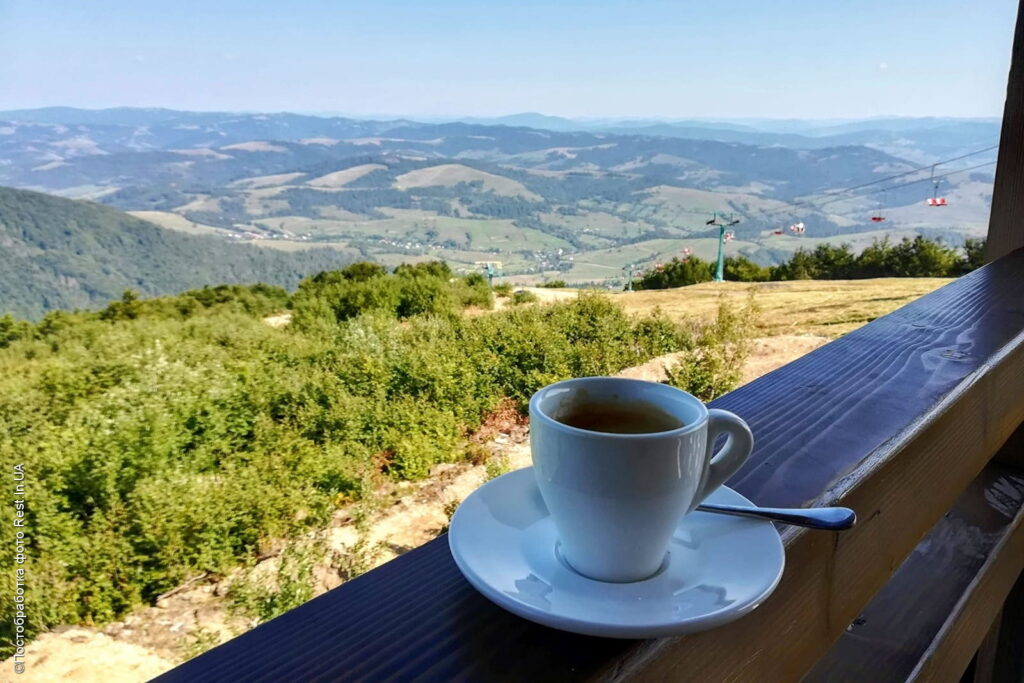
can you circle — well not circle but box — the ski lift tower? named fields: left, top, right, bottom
left=623, top=263, right=635, bottom=292
left=706, top=213, right=740, bottom=282
left=474, top=261, right=503, bottom=287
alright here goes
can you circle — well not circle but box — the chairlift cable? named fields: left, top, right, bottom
left=746, top=144, right=999, bottom=221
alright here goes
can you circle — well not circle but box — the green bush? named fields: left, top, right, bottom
left=511, top=289, right=538, bottom=305
left=0, top=279, right=711, bottom=654
left=540, top=280, right=567, bottom=288
left=291, top=261, right=495, bottom=326
left=665, top=295, right=758, bottom=401
left=451, top=273, right=494, bottom=309
left=492, top=283, right=513, bottom=297
left=228, top=538, right=325, bottom=625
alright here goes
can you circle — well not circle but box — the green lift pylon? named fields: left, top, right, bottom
left=706, top=213, right=740, bottom=282
left=623, top=263, right=634, bottom=291
left=475, top=261, right=503, bottom=286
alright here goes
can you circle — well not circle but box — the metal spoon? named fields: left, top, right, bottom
left=696, top=502, right=856, bottom=530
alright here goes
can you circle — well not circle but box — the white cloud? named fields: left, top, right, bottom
left=878, top=62, right=889, bottom=71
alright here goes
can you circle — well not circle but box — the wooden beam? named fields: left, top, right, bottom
left=625, top=340, right=1024, bottom=682
left=987, top=0, right=1024, bottom=260
left=803, top=457, right=1024, bottom=681
left=158, top=251, right=1024, bottom=683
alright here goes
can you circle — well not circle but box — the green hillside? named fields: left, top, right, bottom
left=0, top=109, right=995, bottom=287
left=0, top=187, right=354, bottom=319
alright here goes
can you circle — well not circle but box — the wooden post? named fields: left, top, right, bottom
left=987, top=0, right=1024, bottom=260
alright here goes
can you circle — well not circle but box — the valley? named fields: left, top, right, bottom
left=0, top=109, right=997, bottom=288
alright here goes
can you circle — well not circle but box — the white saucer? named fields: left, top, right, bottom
left=449, top=467, right=785, bottom=639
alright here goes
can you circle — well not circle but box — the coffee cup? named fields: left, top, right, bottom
left=528, top=377, right=754, bottom=583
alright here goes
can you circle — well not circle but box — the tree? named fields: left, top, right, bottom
left=394, top=261, right=452, bottom=279
left=810, top=243, right=856, bottom=279
left=0, top=314, right=32, bottom=348
left=723, top=256, right=770, bottom=282
left=956, top=238, right=987, bottom=275
left=99, top=290, right=142, bottom=321
left=340, top=262, right=388, bottom=282
left=854, top=238, right=895, bottom=278
left=888, top=236, right=958, bottom=277
left=770, top=249, right=816, bottom=280
left=635, top=257, right=713, bottom=290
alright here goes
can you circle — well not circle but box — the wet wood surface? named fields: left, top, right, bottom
left=159, top=250, right=1024, bottom=682
left=804, top=456, right=1024, bottom=682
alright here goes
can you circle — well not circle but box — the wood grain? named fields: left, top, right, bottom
left=158, top=250, right=1024, bottom=683
left=803, top=459, right=1024, bottom=682
left=988, top=0, right=1024, bottom=261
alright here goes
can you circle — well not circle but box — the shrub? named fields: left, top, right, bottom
left=291, top=263, right=496, bottom=326
left=393, top=260, right=452, bottom=279
left=540, top=280, right=567, bottom=288
left=493, top=283, right=513, bottom=297
left=396, top=276, right=456, bottom=319
left=0, top=271, right=744, bottom=655
left=665, top=294, right=758, bottom=401
left=511, top=289, right=538, bottom=305
left=228, top=538, right=326, bottom=625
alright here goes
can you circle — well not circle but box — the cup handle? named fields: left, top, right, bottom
left=694, top=409, right=754, bottom=508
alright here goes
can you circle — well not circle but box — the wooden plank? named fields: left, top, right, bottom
left=988, top=0, right=1024, bottom=260
left=159, top=250, right=1024, bottom=683
left=912, top=523, right=1024, bottom=681
left=802, top=460, right=1024, bottom=682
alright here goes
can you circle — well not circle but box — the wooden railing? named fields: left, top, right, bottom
left=158, top=248, right=1024, bottom=682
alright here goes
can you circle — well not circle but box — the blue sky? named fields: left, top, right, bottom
left=0, top=0, right=1017, bottom=118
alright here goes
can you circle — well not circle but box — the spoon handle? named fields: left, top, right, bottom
left=696, top=502, right=856, bottom=530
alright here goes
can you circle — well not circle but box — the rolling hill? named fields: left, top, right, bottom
left=0, top=186, right=354, bottom=319
left=0, top=108, right=996, bottom=288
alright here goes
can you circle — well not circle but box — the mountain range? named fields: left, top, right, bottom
left=0, top=107, right=997, bottom=295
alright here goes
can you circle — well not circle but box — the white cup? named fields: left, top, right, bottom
left=529, top=377, right=754, bottom=583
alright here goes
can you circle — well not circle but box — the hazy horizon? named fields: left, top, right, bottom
left=0, top=104, right=1004, bottom=125
left=0, top=0, right=1017, bottom=119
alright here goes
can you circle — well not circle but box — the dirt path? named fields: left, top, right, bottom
left=492, top=286, right=576, bottom=311
left=262, top=311, right=292, bottom=328
left=3, top=334, right=827, bottom=681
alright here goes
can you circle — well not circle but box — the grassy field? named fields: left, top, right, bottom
left=394, top=164, right=541, bottom=199
left=307, top=164, right=386, bottom=188
left=229, top=172, right=307, bottom=189
left=607, top=277, right=952, bottom=338
left=128, top=210, right=230, bottom=236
